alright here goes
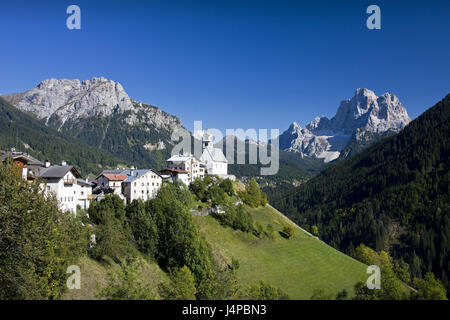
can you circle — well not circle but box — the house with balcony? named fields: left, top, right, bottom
left=1, top=148, right=43, bottom=181
left=166, top=154, right=205, bottom=184
left=29, top=161, right=85, bottom=213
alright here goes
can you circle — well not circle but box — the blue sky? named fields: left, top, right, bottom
left=0, top=0, right=449, bottom=133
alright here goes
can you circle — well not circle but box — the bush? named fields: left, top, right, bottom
left=281, top=224, right=295, bottom=239
left=239, top=179, right=267, bottom=208
left=159, top=266, right=197, bottom=300
left=213, top=201, right=254, bottom=233
left=190, top=177, right=232, bottom=206
left=219, top=179, right=234, bottom=196
left=97, top=258, right=153, bottom=300
left=412, top=273, right=447, bottom=300
left=244, top=281, right=290, bottom=300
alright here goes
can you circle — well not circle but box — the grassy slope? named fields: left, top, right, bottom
left=194, top=205, right=368, bottom=299
left=62, top=255, right=169, bottom=300
left=63, top=204, right=368, bottom=300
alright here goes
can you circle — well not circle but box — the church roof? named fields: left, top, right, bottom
left=202, top=146, right=227, bottom=163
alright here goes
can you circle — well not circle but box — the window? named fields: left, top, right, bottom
left=47, top=186, right=50, bottom=191
left=134, top=182, right=136, bottom=186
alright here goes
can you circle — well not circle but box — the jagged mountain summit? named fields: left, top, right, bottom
left=2, top=77, right=180, bottom=132
left=279, top=88, right=411, bottom=162
left=1, top=77, right=183, bottom=169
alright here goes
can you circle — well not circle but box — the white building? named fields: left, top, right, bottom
left=166, top=154, right=205, bottom=184
left=122, top=169, right=163, bottom=203
left=76, top=179, right=93, bottom=210
left=30, top=162, right=86, bottom=213
left=199, top=133, right=228, bottom=176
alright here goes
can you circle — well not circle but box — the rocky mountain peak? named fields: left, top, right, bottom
left=12, top=77, right=134, bottom=123
left=289, top=121, right=302, bottom=131
left=279, top=89, right=411, bottom=162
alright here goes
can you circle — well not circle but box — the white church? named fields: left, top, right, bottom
left=164, top=132, right=234, bottom=185
left=199, top=132, right=228, bottom=176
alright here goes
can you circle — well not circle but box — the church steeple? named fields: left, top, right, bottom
left=202, top=132, right=212, bottom=150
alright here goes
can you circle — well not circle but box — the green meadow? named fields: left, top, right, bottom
left=194, top=205, right=368, bottom=299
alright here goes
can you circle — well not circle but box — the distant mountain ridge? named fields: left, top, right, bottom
left=279, top=88, right=411, bottom=162
left=2, top=79, right=408, bottom=180
left=2, top=77, right=183, bottom=170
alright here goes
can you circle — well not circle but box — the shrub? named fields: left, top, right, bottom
left=239, top=179, right=267, bottom=208
left=97, top=258, right=153, bottom=300
left=159, top=266, right=197, bottom=300
left=244, top=281, right=290, bottom=300
left=281, top=224, right=295, bottom=239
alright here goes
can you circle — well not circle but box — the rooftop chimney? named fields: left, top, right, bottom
left=61, top=160, right=67, bottom=166
left=45, top=160, right=51, bottom=168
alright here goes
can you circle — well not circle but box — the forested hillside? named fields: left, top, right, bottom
left=49, top=101, right=178, bottom=170
left=271, top=94, right=450, bottom=292
left=0, top=97, right=125, bottom=175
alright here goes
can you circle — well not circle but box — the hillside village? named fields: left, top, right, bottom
left=0, top=132, right=234, bottom=213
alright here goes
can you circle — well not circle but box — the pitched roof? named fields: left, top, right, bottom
left=167, top=154, right=195, bottom=162
left=100, top=169, right=126, bottom=175
left=1, top=150, right=43, bottom=165
left=34, top=165, right=82, bottom=179
left=102, top=174, right=128, bottom=181
left=122, top=169, right=161, bottom=183
left=202, top=146, right=227, bottom=163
